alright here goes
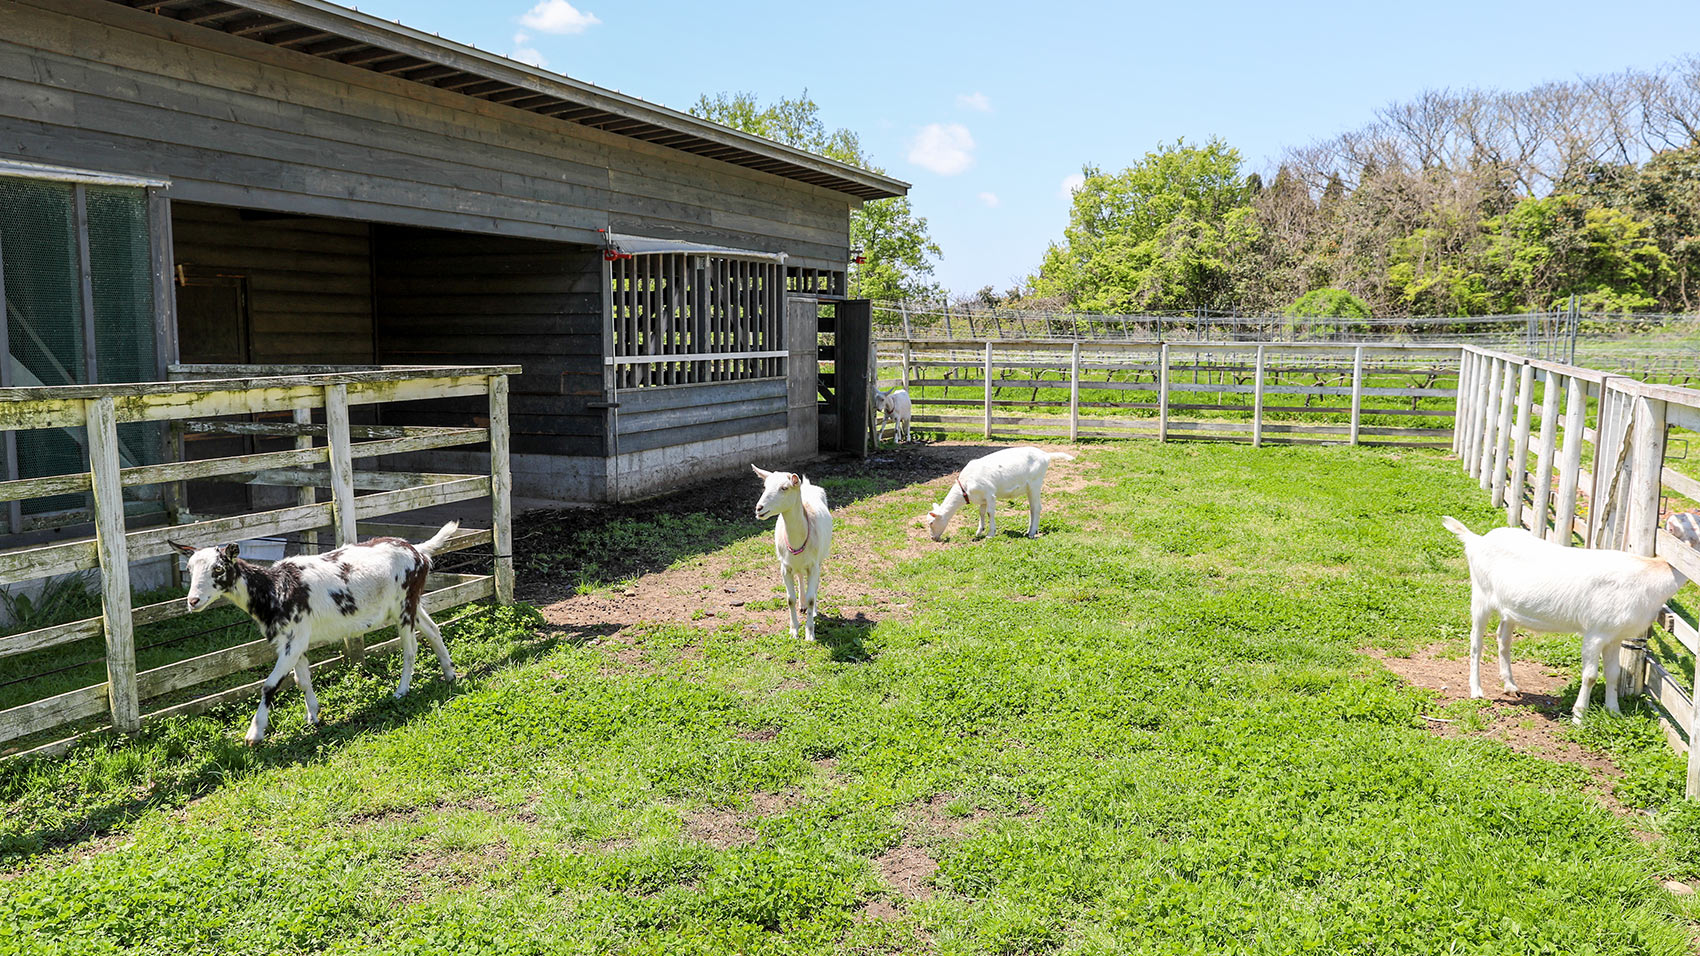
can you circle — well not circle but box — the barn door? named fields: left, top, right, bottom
left=785, top=296, right=818, bottom=460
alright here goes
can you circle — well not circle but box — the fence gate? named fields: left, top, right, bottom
left=815, top=300, right=872, bottom=455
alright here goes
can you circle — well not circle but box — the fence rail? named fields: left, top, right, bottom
left=0, top=364, right=517, bottom=757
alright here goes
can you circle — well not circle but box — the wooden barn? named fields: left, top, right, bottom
left=0, top=0, right=905, bottom=506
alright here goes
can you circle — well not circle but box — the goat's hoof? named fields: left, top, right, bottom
left=393, top=688, right=409, bottom=700
left=306, top=715, right=322, bottom=728
left=1502, top=682, right=1520, bottom=693
left=1468, top=689, right=1485, bottom=699
left=244, top=731, right=264, bottom=746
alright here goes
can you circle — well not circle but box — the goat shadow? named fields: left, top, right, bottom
left=813, top=611, right=877, bottom=664
left=0, top=621, right=608, bottom=866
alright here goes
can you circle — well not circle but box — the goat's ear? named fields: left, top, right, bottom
left=751, top=464, right=771, bottom=479
left=219, top=543, right=241, bottom=563
left=166, top=539, right=196, bottom=557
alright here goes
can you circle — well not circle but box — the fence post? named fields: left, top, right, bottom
left=86, top=396, right=139, bottom=734
left=293, top=407, right=319, bottom=554
left=1489, top=360, right=1518, bottom=508
left=1349, top=345, right=1365, bottom=446
left=901, top=341, right=912, bottom=389
left=1158, top=343, right=1170, bottom=442
left=1624, top=395, right=1667, bottom=703
left=1452, top=350, right=1470, bottom=456
left=324, top=384, right=365, bottom=663
left=1507, top=362, right=1535, bottom=527
left=1069, top=341, right=1081, bottom=443
left=489, top=374, right=514, bottom=605
left=1553, top=375, right=1587, bottom=546
left=1252, top=345, right=1266, bottom=448
left=1469, top=352, right=1494, bottom=479
left=1529, top=368, right=1560, bottom=537
left=1478, top=358, right=1504, bottom=491
left=983, top=340, right=993, bottom=440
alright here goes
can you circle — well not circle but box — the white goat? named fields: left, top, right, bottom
left=873, top=387, right=913, bottom=444
left=170, top=522, right=461, bottom=744
left=752, top=465, right=833, bottom=642
left=1667, top=510, right=1700, bottom=550
left=926, top=446, right=1075, bottom=541
left=1442, top=516, right=1686, bottom=723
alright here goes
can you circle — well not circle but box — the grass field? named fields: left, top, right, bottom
left=4, top=441, right=1700, bottom=954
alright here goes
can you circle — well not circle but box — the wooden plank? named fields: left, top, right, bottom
left=0, top=683, right=109, bottom=745
left=352, top=477, right=492, bottom=519
left=488, top=374, right=513, bottom=604
left=1555, top=376, right=1587, bottom=546
left=1451, top=349, right=1471, bottom=456
left=1490, top=360, right=1518, bottom=507
left=1529, top=369, right=1560, bottom=539
left=1507, top=363, right=1535, bottom=528
left=1657, top=529, right=1700, bottom=582
left=1252, top=345, right=1266, bottom=448
left=983, top=341, right=993, bottom=440
left=1658, top=606, right=1700, bottom=657
left=85, top=397, right=138, bottom=734
left=323, top=383, right=363, bottom=662
left=1471, top=355, right=1498, bottom=482
left=127, top=501, right=334, bottom=558
left=1349, top=345, right=1365, bottom=445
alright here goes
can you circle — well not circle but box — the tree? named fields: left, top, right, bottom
left=1030, top=139, right=1255, bottom=311
left=691, top=91, right=942, bottom=302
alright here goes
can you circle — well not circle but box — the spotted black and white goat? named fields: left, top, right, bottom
left=170, top=522, right=461, bottom=744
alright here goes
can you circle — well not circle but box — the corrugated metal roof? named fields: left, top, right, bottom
left=106, top=0, right=910, bottom=202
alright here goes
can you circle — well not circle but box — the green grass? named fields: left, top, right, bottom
left=4, top=443, right=1700, bottom=954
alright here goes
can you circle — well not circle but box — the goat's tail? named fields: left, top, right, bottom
left=416, top=520, right=461, bottom=557
left=1440, top=516, right=1475, bottom=541
left=1047, top=452, right=1077, bottom=463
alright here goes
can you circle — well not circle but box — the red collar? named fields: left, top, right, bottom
left=780, top=503, right=812, bottom=555
left=956, top=475, right=970, bottom=499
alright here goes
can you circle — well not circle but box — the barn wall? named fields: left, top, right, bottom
left=171, top=203, right=376, bottom=365
left=0, top=0, right=854, bottom=269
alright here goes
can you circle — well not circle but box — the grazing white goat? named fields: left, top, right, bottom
left=752, top=465, right=833, bottom=642
left=1442, top=516, right=1686, bottom=723
left=1667, top=510, right=1700, bottom=549
left=170, top=522, right=461, bottom=744
left=873, top=387, right=913, bottom=444
left=926, top=446, right=1075, bottom=541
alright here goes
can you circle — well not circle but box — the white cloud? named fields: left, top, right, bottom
left=977, top=191, right=1000, bottom=207
left=957, top=92, right=992, bottom=112
left=509, top=32, right=547, bottom=66
left=520, top=0, right=601, bottom=34
left=907, top=123, right=975, bottom=176
left=1059, top=172, right=1086, bottom=199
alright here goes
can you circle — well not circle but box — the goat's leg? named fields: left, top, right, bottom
left=294, top=657, right=321, bottom=727
left=984, top=501, right=997, bottom=538
left=394, top=617, right=420, bottom=699
left=803, top=563, right=821, bottom=643
left=1026, top=484, right=1042, bottom=538
left=247, top=633, right=308, bottom=745
left=1573, top=633, right=1608, bottom=724
left=783, top=565, right=801, bottom=639
left=417, top=610, right=458, bottom=683
left=1602, top=636, right=1624, bottom=715
left=1495, top=617, right=1518, bottom=693
left=1467, top=604, right=1490, bottom=699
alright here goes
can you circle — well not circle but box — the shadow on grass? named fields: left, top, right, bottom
left=816, top=611, right=877, bottom=664
left=0, top=612, right=594, bottom=866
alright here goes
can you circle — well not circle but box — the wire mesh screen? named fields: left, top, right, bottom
left=86, top=186, right=164, bottom=481
left=0, top=178, right=88, bottom=515
left=610, top=254, right=783, bottom=388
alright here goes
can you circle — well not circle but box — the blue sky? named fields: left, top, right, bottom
left=347, top=0, right=1700, bottom=296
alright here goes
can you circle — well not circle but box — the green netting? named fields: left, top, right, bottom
left=86, top=187, right=164, bottom=478
left=1, top=179, right=87, bottom=515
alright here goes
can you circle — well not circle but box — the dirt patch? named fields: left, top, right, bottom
left=857, top=898, right=905, bottom=921
left=750, top=790, right=798, bottom=814
left=1370, top=644, right=1628, bottom=806
left=737, top=727, right=778, bottom=742
left=683, top=808, right=758, bottom=849
left=876, top=844, right=939, bottom=900
left=397, top=841, right=512, bottom=902
left=909, top=792, right=991, bottom=838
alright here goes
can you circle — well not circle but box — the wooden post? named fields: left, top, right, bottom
left=1069, top=341, right=1081, bottom=443
left=1506, top=362, right=1535, bottom=527
left=1554, top=376, right=1587, bottom=546
left=1474, top=357, right=1501, bottom=485
left=1489, top=361, right=1518, bottom=508
left=1158, top=344, right=1171, bottom=442
left=1529, top=368, right=1560, bottom=538
left=488, top=375, right=514, bottom=604
left=1625, top=395, right=1666, bottom=702
left=1349, top=345, right=1365, bottom=445
left=1252, top=345, right=1266, bottom=448
left=324, top=384, right=364, bottom=663
left=983, top=340, right=993, bottom=440
left=1462, top=350, right=1483, bottom=460
left=1452, top=350, right=1472, bottom=456
left=86, top=397, right=139, bottom=734
left=293, top=406, right=319, bottom=554
left=901, top=341, right=912, bottom=389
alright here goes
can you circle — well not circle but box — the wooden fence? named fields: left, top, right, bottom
left=881, top=340, right=1461, bottom=447
left=0, top=364, right=516, bottom=757
left=1455, top=345, right=1700, bottom=796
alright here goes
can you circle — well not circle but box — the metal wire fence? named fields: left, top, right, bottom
left=874, top=303, right=1700, bottom=381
